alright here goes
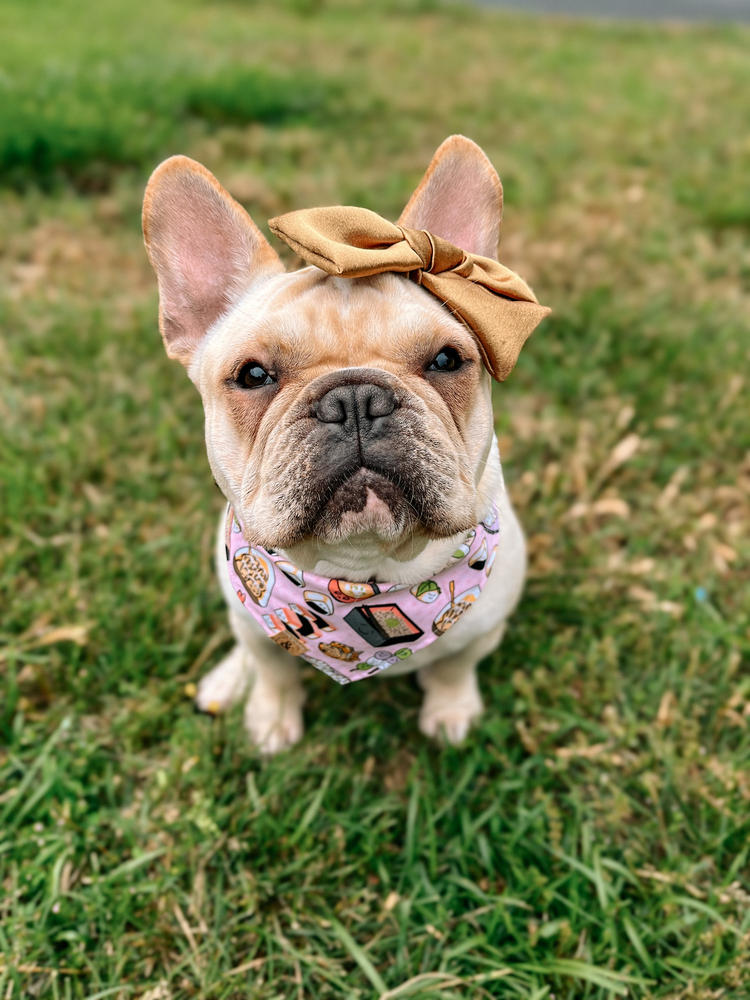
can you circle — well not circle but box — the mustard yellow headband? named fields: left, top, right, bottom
left=268, top=206, right=550, bottom=381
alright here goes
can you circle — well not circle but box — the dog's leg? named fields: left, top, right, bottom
left=195, top=609, right=253, bottom=714
left=197, top=606, right=305, bottom=754
left=417, top=623, right=504, bottom=744
left=242, top=643, right=305, bottom=755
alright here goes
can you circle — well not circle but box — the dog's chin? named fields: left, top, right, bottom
left=238, top=468, right=478, bottom=550
left=313, top=468, right=415, bottom=543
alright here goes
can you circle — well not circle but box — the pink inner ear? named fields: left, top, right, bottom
left=152, top=196, right=248, bottom=354
left=416, top=186, right=497, bottom=258
left=399, top=137, right=503, bottom=260
left=143, top=159, right=283, bottom=363
left=167, top=206, right=240, bottom=316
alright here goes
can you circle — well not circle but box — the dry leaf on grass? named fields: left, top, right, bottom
left=656, top=465, right=689, bottom=510
left=713, top=542, right=737, bottom=574
left=567, top=496, right=630, bottom=519
left=383, top=891, right=400, bottom=912
left=138, top=984, right=171, bottom=1000
left=591, top=497, right=631, bottom=517
left=628, top=586, right=683, bottom=617
left=554, top=742, right=610, bottom=760
left=31, top=623, right=90, bottom=647
left=656, top=691, right=676, bottom=727
left=595, top=433, right=641, bottom=487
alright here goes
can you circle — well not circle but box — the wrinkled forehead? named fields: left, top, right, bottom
left=198, top=266, right=473, bottom=374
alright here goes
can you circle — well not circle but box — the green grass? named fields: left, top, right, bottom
left=0, top=1, right=342, bottom=195
left=0, top=62, right=339, bottom=192
left=1, top=0, right=749, bottom=997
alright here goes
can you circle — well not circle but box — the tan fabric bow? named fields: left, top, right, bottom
left=268, top=206, right=550, bottom=380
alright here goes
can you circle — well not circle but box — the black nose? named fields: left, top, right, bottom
left=313, top=383, right=397, bottom=431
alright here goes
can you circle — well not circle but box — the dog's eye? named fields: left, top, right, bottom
left=427, top=346, right=462, bottom=373
left=236, top=362, right=275, bottom=389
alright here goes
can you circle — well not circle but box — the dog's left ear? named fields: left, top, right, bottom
left=143, top=156, right=283, bottom=366
left=398, top=135, right=503, bottom=259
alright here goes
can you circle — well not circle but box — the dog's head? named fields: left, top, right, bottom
left=143, top=136, right=536, bottom=550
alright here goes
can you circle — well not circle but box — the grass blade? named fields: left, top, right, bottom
left=329, top=918, right=387, bottom=994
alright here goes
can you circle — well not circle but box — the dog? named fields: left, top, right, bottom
left=142, top=135, right=548, bottom=753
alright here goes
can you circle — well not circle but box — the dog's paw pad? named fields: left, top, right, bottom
left=419, top=698, right=482, bottom=745
left=244, top=686, right=304, bottom=755
left=245, top=711, right=304, bottom=755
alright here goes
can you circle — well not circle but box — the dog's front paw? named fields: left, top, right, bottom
left=419, top=689, right=483, bottom=745
left=244, top=682, right=305, bottom=755
left=195, top=645, right=250, bottom=715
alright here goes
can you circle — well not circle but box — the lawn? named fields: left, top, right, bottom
left=1, top=0, right=748, bottom=997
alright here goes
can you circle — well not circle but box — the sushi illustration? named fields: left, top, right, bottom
left=318, top=640, right=362, bottom=662
left=270, top=604, right=332, bottom=640
left=304, top=590, right=334, bottom=616
left=468, top=538, right=488, bottom=571
left=233, top=546, right=275, bottom=607
left=276, top=560, right=305, bottom=587
left=432, top=581, right=482, bottom=636
left=410, top=579, right=441, bottom=603
left=328, top=579, right=380, bottom=603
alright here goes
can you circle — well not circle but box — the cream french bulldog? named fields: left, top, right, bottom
left=142, top=135, right=548, bottom=754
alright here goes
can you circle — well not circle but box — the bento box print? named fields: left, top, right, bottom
left=344, top=604, right=424, bottom=647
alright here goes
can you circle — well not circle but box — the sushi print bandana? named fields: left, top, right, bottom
left=226, top=505, right=500, bottom=685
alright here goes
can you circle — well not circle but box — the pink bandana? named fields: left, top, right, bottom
left=225, top=506, right=500, bottom=684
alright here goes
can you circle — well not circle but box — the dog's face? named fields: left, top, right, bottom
left=143, top=137, right=505, bottom=550
left=196, top=268, right=493, bottom=548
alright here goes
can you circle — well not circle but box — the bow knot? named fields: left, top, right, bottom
left=397, top=225, right=467, bottom=279
left=268, top=205, right=549, bottom=380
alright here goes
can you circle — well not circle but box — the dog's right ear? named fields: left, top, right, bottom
left=142, top=156, right=283, bottom=366
left=399, top=135, right=503, bottom=260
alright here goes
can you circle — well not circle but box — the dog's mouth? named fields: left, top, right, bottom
left=249, top=415, right=474, bottom=548
left=310, top=466, right=415, bottom=540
